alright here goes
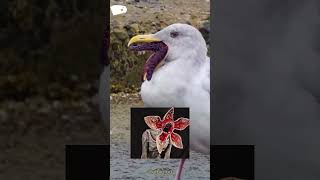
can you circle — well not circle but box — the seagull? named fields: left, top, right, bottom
left=128, top=23, right=210, bottom=180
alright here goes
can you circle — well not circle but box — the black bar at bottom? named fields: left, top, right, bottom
left=211, top=145, right=254, bottom=180
left=66, top=145, right=109, bottom=180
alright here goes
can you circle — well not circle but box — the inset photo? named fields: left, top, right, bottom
left=131, top=107, right=189, bottom=159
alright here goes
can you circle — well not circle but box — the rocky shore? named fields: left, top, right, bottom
left=110, top=0, right=210, bottom=91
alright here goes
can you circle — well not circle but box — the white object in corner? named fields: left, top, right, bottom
left=110, top=5, right=127, bottom=16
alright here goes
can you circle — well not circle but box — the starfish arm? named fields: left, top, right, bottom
left=174, top=118, right=190, bottom=130
left=162, top=107, right=174, bottom=124
left=171, top=132, right=183, bottom=149
left=144, top=116, right=162, bottom=130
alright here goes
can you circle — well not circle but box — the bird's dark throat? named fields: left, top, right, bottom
left=129, top=41, right=168, bottom=81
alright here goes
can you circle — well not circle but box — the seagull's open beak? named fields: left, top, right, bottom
left=128, top=34, right=168, bottom=82
left=128, top=34, right=161, bottom=47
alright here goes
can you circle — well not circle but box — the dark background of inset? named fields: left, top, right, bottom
left=131, top=107, right=189, bottom=159
left=212, top=0, right=320, bottom=179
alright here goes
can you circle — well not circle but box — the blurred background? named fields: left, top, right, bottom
left=0, top=1, right=106, bottom=179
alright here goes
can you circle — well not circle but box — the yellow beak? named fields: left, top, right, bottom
left=127, top=34, right=161, bottom=47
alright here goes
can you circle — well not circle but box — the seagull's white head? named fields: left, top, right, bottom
left=128, top=23, right=207, bottom=81
left=153, top=23, right=207, bottom=61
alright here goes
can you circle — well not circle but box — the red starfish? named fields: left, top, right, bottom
left=144, top=107, right=190, bottom=154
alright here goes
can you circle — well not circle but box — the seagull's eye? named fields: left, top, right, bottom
left=170, top=31, right=179, bottom=38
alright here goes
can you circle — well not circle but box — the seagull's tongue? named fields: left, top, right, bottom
left=142, top=44, right=168, bottom=81
left=143, top=52, right=163, bottom=81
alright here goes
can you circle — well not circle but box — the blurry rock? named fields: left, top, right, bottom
left=91, top=94, right=99, bottom=105
left=61, top=114, right=69, bottom=120
left=14, top=102, right=25, bottom=111
left=6, top=75, right=16, bottom=83
left=124, top=23, right=140, bottom=37
left=93, top=80, right=100, bottom=90
left=38, top=105, right=51, bottom=114
left=130, top=23, right=139, bottom=33
left=0, top=110, right=8, bottom=123
left=78, top=101, right=90, bottom=112
left=32, top=96, right=47, bottom=107
left=17, top=120, right=26, bottom=128
left=113, top=28, right=129, bottom=40
left=6, top=101, right=15, bottom=110
left=52, top=100, right=61, bottom=109
left=78, top=83, right=91, bottom=92
left=47, top=83, right=65, bottom=99
left=70, top=74, right=79, bottom=82
left=65, top=136, right=72, bottom=141
left=126, top=0, right=132, bottom=4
